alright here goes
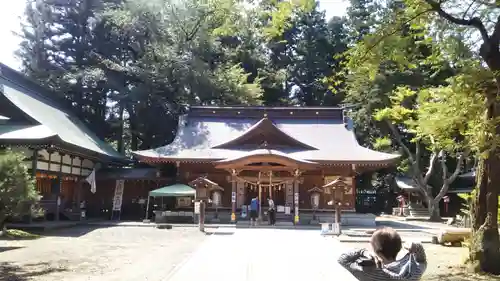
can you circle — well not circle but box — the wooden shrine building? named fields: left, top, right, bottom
left=133, top=106, right=400, bottom=225
left=0, top=63, right=127, bottom=221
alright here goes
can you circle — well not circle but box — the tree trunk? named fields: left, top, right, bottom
left=0, top=215, right=6, bottom=237
left=469, top=98, right=500, bottom=274
left=428, top=199, right=441, bottom=222
left=117, top=104, right=125, bottom=154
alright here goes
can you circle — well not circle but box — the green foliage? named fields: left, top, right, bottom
left=19, top=0, right=349, bottom=152
left=373, top=137, right=392, bottom=151
left=0, top=150, right=39, bottom=225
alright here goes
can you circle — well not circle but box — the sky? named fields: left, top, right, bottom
left=0, top=0, right=349, bottom=70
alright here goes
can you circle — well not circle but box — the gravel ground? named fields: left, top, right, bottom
left=0, top=226, right=207, bottom=281
left=1, top=225, right=497, bottom=281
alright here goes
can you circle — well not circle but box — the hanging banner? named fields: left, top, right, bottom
left=112, top=180, right=125, bottom=211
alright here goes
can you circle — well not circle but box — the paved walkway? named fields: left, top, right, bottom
left=166, top=228, right=357, bottom=281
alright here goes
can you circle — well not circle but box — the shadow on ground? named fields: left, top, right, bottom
left=0, top=262, right=67, bottom=281
left=376, top=220, right=432, bottom=230
left=42, top=226, right=110, bottom=238
left=0, top=246, right=24, bottom=253
left=204, top=231, right=235, bottom=236
left=423, top=272, right=500, bottom=281
left=235, top=224, right=320, bottom=231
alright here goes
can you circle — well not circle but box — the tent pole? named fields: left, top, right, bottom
left=145, top=196, right=151, bottom=221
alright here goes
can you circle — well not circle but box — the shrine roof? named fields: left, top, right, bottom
left=215, top=149, right=319, bottom=168
left=0, top=63, right=124, bottom=161
left=133, top=106, right=400, bottom=165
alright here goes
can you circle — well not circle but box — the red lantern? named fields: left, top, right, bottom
left=443, top=196, right=450, bottom=213
left=396, top=195, right=405, bottom=216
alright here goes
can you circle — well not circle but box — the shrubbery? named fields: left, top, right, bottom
left=0, top=149, right=40, bottom=234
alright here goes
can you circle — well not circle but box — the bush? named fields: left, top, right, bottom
left=0, top=149, right=40, bottom=232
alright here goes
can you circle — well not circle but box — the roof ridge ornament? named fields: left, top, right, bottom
left=259, top=141, right=269, bottom=148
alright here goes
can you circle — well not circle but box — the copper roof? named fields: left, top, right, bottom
left=0, top=63, right=124, bottom=160
left=133, top=107, right=400, bottom=164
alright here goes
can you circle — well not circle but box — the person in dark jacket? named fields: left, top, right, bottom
left=338, top=227, right=427, bottom=281
left=249, top=196, right=259, bottom=226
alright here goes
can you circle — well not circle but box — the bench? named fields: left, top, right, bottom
left=432, top=228, right=471, bottom=246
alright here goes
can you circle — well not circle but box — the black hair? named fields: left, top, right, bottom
left=370, top=227, right=402, bottom=260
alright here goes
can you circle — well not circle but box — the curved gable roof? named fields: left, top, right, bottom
left=211, top=118, right=317, bottom=150
left=132, top=110, right=400, bottom=164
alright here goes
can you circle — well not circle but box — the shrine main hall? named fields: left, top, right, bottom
left=133, top=106, right=399, bottom=225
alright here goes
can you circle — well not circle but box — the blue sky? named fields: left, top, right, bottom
left=0, top=0, right=349, bottom=70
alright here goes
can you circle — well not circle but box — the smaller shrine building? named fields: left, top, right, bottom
left=133, top=106, right=400, bottom=224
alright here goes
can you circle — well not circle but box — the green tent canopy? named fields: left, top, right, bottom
left=149, top=184, right=195, bottom=197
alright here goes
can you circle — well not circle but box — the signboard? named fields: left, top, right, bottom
left=277, top=205, right=285, bottom=213
left=194, top=202, right=201, bottom=214
left=321, top=222, right=341, bottom=236
left=112, top=180, right=125, bottom=211
left=231, top=191, right=236, bottom=203
left=294, top=193, right=299, bottom=204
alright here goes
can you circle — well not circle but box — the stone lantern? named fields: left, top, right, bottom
left=308, top=186, right=323, bottom=224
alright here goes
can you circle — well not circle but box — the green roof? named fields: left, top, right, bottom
left=149, top=184, right=195, bottom=197
left=0, top=64, right=124, bottom=160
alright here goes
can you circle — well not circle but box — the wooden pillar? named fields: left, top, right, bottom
left=231, top=171, right=237, bottom=222
left=293, top=169, right=300, bottom=225
left=31, top=149, right=38, bottom=179
left=29, top=149, right=38, bottom=223
left=352, top=175, right=357, bottom=212
left=199, top=200, right=206, bottom=232
left=258, top=183, right=262, bottom=221
left=55, top=153, right=64, bottom=221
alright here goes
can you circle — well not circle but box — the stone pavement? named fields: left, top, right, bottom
left=166, top=227, right=357, bottom=281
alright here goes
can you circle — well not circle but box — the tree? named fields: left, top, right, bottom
left=374, top=86, right=469, bottom=221
left=0, top=150, right=39, bottom=235
left=258, top=0, right=349, bottom=106
left=18, top=0, right=265, bottom=152
left=343, top=0, right=500, bottom=273
left=18, top=0, right=120, bottom=140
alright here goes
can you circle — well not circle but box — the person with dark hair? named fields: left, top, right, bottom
left=338, top=227, right=427, bottom=281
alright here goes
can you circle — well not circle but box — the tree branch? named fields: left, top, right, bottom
left=424, top=150, right=439, bottom=185
left=386, top=121, right=415, bottom=164
left=441, top=151, right=448, bottom=182
left=490, top=15, right=500, bottom=45
left=424, top=0, right=490, bottom=42
left=433, top=150, right=468, bottom=204
left=415, top=140, right=421, bottom=171
left=462, top=0, right=477, bottom=19
left=445, top=150, right=469, bottom=184
left=358, top=9, right=433, bottom=63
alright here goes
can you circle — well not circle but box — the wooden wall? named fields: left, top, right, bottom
left=12, top=147, right=95, bottom=177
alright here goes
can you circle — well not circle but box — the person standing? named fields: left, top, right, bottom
left=249, top=196, right=259, bottom=226
left=267, top=197, right=276, bottom=226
